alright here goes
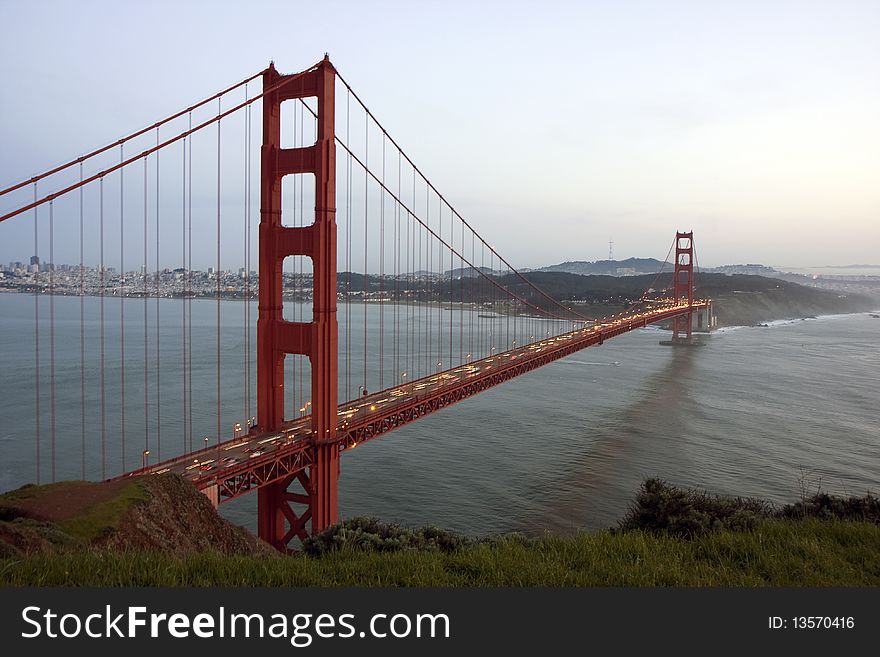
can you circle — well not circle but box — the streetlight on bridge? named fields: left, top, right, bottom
left=142, top=449, right=150, bottom=470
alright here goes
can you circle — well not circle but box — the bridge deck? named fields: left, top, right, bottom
left=118, top=301, right=709, bottom=502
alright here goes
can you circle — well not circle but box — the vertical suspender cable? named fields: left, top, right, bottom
left=406, top=198, right=411, bottom=382
left=412, top=168, right=417, bottom=380
left=394, top=150, right=400, bottom=385
left=345, top=90, right=351, bottom=402
left=120, top=144, right=126, bottom=472
left=425, top=184, right=430, bottom=374
left=155, top=128, right=161, bottom=461
left=480, top=241, right=485, bottom=358
left=424, top=188, right=428, bottom=375
left=143, top=156, right=149, bottom=460
left=246, top=102, right=252, bottom=428
left=446, top=204, right=451, bottom=368
left=363, top=110, right=368, bottom=392
left=379, top=133, right=385, bottom=390
left=406, top=206, right=412, bottom=383
left=79, top=167, right=85, bottom=479
left=469, top=231, right=474, bottom=360
left=506, top=257, right=510, bottom=349
left=216, top=97, right=222, bottom=444
left=415, top=176, right=420, bottom=379
left=100, top=177, right=106, bottom=479
left=33, top=183, right=40, bottom=485
left=243, top=83, right=248, bottom=428
left=437, top=195, right=441, bottom=370
left=459, top=215, right=464, bottom=365
left=445, top=202, right=450, bottom=368
left=49, top=200, right=56, bottom=482
left=182, top=131, right=188, bottom=453
left=187, top=113, right=193, bottom=451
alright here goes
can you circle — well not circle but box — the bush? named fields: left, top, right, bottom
left=302, top=517, right=470, bottom=556
left=617, top=478, right=773, bottom=538
left=779, top=492, right=880, bottom=523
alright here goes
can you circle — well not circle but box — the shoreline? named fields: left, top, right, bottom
left=3, top=289, right=877, bottom=327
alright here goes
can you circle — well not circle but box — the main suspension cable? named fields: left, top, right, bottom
left=0, top=70, right=265, bottom=198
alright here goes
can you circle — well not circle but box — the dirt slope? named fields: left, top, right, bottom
left=0, top=474, right=272, bottom=557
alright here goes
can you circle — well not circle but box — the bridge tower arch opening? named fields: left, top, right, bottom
left=256, top=56, right=338, bottom=552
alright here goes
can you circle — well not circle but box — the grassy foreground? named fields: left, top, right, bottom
left=2, top=518, right=879, bottom=587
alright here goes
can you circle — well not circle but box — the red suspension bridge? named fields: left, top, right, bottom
left=0, top=57, right=711, bottom=552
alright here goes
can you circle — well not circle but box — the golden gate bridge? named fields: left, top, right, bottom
left=0, top=56, right=710, bottom=552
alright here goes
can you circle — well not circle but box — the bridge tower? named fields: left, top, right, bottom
left=256, top=57, right=339, bottom=551
left=671, top=231, right=694, bottom=342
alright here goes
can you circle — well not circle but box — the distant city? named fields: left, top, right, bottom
left=2, top=255, right=877, bottom=300
left=1, top=256, right=286, bottom=300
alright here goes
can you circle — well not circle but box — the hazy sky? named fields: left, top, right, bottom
left=1, top=0, right=878, bottom=269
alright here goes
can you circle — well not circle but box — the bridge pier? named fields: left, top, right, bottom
left=200, top=484, right=219, bottom=509
left=660, top=302, right=713, bottom=346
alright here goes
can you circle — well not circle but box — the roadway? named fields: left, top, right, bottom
left=123, top=299, right=707, bottom=498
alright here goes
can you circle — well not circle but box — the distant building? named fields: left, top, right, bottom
left=30, top=255, right=40, bottom=266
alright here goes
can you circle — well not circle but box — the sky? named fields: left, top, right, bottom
left=1, top=0, right=878, bottom=269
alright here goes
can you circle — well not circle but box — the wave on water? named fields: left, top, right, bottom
left=709, top=325, right=746, bottom=335
left=764, top=318, right=810, bottom=328
left=716, top=310, right=874, bottom=334
left=813, top=311, right=880, bottom=322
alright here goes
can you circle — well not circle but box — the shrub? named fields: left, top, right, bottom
left=779, top=492, right=880, bottom=523
left=302, top=517, right=470, bottom=556
left=617, top=478, right=773, bottom=538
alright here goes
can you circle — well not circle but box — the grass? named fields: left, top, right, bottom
left=0, top=481, right=93, bottom=504
left=0, top=480, right=148, bottom=543
left=2, top=519, right=878, bottom=587
left=58, top=482, right=148, bottom=542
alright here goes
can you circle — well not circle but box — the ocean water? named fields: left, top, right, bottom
left=1, top=292, right=877, bottom=536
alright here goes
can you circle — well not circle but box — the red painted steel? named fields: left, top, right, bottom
left=0, top=70, right=313, bottom=225
left=256, top=56, right=338, bottom=551
left=672, top=231, right=695, bottom=341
